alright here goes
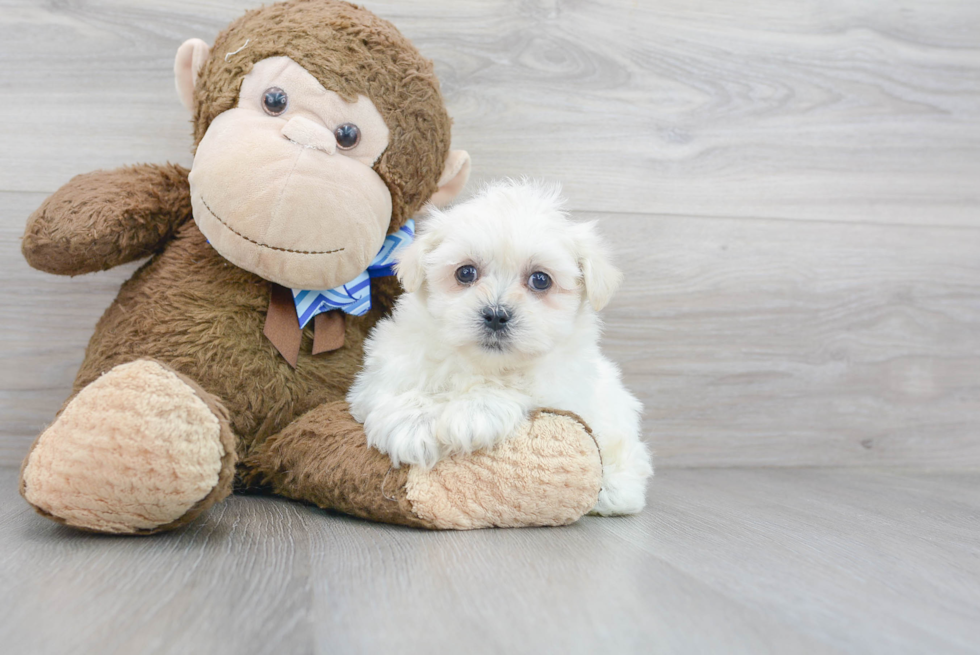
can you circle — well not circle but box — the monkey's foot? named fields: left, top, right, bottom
left=20, top=359, right=237, bottom=534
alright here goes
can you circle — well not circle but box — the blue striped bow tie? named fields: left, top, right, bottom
left=291, top=219, right=414, bottom=328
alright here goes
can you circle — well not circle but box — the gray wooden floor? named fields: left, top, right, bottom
left=1, top=1, right=979, bottom=653
left=1, top=467, right=978, bottom=655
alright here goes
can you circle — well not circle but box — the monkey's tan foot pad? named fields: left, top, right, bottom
left=405, top=410, right=602, bottom=529
left=20, top=359, right=237, bottom=534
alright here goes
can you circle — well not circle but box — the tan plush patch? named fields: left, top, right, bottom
left=21, top=360, right=226, bottom=534
left=405, top=412, right=602, bottom=529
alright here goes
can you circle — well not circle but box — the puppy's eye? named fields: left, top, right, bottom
left=335, top=123, right=360, bottom=150
left=528, top=271, right=552, bottom=291
left=455, top=265, right=478, bottom=285
left=262, top=87, right=288, bottom=116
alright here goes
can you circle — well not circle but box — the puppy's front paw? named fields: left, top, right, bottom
left=435, top=393, right=528, bottom=457
left=363, top=396, right=441, bottom=469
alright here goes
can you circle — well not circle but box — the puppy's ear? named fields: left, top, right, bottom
left=573, top=221, right=623, bottom=311
left=394, top=240, right=427, bottom=293
left=396, top=209, right=444, bottom=293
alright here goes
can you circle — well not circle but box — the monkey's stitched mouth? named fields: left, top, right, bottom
left=198, top=195, right=345, bottom=256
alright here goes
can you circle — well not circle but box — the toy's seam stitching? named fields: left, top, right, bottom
left=199, top=196, right=345, bottom=255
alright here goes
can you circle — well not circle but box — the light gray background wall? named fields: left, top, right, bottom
left=2, top=0, right=978, bottom=469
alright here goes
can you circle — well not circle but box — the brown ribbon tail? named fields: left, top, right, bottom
left=264, top=283, right=302, bottom=368
left=313, top=310, right=346, bottom=354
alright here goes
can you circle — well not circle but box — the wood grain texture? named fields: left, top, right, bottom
left=598, top=212, right=980, bottom=468
left=4, top=188, right=978, bottom=468
left=3, top=4, right=979, bottom=654
left=1, top=467, right=978, bottom=654
left=1, top=0, right=979, bottom=468
left=0, top=0, right=978, bottom=224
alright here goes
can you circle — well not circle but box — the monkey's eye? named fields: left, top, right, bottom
left=455, top=265, right=478, bottom=285
left=334, top=123, right=360, bottom=150
left=528, top=271, right=552, bottom=291
left=262, top=87, right=288, bottom=116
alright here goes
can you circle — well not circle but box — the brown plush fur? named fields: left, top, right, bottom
left=23, top=161, right=421, bottom=528
left=243, top=408, right=601, bottom=530
left=68, top=216, right=399, bottom=456
left=19, top=0, right=601, bottom=533
left=22, top=163, right=192, bottom=275
left=241, top=400, right=434, bottom=528
left=195, top=0, right=452, bottom=229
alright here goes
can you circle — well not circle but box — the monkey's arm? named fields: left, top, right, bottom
left=241, top=403, right=602, bottom=530
left=22, top=163, right=193, bottom=275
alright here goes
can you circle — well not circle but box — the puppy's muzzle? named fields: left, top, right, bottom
left=481, top=305, right=511, bottom=333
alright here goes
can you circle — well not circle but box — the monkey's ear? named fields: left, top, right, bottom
left=174, top=38, right=211, bottom=112
left=573, top=221, right=623, bottom=311
left=428, top=151, right=471, bottom=208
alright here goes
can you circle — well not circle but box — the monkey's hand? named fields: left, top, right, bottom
left=22, top=163, right=193, bottom=275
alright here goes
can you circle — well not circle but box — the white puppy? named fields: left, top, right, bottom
left=347, top=180, right=652, bottom=515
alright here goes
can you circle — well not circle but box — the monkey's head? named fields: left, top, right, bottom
left=173, top=0, right=470, bottom=289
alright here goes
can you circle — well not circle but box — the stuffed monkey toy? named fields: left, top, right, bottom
left=18, top=0, right=602, bottom=534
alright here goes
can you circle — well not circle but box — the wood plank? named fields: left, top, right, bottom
left=597, top=211, right=980, bottom=468
left=1, top=467, right=978, bottom=654
left=622, top=468, right=980, bottom=655
left=3, top=190, right=978, bottom=468
left=0, top=0, right=978, bottom=224
left=307, top=492, right=832, bottom=655
left=0, top=470, right=317, bottom=655
left=0, top=192, right=141, bottom=465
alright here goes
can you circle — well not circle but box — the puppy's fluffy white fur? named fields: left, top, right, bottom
left=347, top=180, right=652, bottom=515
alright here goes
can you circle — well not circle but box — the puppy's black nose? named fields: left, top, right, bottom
left=481, top=305, right=510, bottom=332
